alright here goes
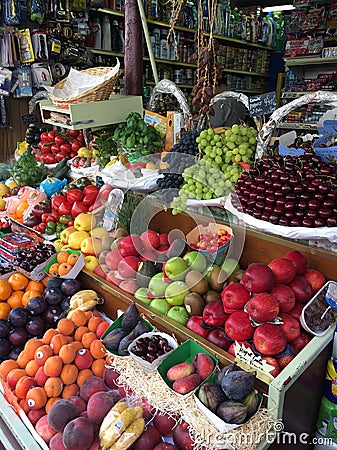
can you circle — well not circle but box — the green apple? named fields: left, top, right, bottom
left=167, top=306, right=190, bottom=326
left=221, top=258, right=240, bottom=276
left=148, top=273, right=168, bottom=297
left=150, top=298, right=170, bottom=315
left=164, top=256, right=189, bottom=281
left=165, top=281, right=190, bottom=306
left=183, top=251, right=207, bottom=273
left=205, top=264, right=220, bottom=281
left=134, top=287, right=152, bottom=305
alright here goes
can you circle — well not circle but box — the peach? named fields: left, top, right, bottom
left=79, top=375, right=106, bottom=402
left=192, top=353, right=215, bottom=380
left=15, top=375, right=36, bottom=399
left=34, top=366, right=49, bottom=387
left=35, top=414, right=58, bottom=444
left=28, top=408, right=46, bottom=426
left=172, top=373, right=201, bottom=394
left=87, top=391, right=116, bottom=425
left=166, top=362, right=195, bottom=382
left=63, top=417, right=95, bottom=450
left=67, top=396, right=87, bottom=415
left=74, top=348, right=93, bottom=370
left=103, top=367, right=120, bottom=389
left=49, top=432, right=67, bottom=450
left=47, top=399, right=78, bottom=432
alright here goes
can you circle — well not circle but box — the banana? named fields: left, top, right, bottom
left=100, top=407, right=136, bottom=449
left=109, top=418, right=145, bottom=450
left=100, top=402, right=128, bottom=441
left=69, top=290, right=100, bottom=309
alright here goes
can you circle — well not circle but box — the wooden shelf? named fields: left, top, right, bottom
left=223, top=68, right=269, bottom=78
left=89, top=49, right=124, bottom=57
left=146, top=80, right=194, bottom=89
left=285, top=56, right=337, bottom=67
left=143, top=56, right=196, bottom=68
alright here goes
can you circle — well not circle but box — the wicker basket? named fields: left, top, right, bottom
left=49, top=67, right=121, bottom=108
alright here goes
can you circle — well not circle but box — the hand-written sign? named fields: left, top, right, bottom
left=22, top=114, right=37, bottom=125
left=233, top=341, right=275, bottom=375
left=249, top=91, right=276, bottom=117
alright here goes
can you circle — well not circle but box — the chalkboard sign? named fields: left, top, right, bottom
left=22, top=114, right=37, bottom=125
left=249, top=91, right=276, bottom=117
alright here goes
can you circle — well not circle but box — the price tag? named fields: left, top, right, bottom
left=22, top=114, right=37, bottom=125
left=234, top=342, right=275, bottom=375
left=249, top=91, right=276, bottom=117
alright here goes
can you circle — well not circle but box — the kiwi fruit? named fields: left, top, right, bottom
left=208, top=268, right=227, bottom=292
left=203, top=290, right=221, bottom=304
left=185, top=270, right=208, bottom=295
left=184, top=293, right=205, bottom=316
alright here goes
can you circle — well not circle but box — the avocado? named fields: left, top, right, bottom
left=136, top=260, right=161, bottom=288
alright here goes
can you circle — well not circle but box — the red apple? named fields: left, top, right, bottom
left=277, top=354, right=296, bottom=368
left=133, top=424, right=162, bottom=450
left=139, top=249, right=158, bottom=262
left=137, top=397, right=155, bottom=421
left=172, top=421, right=195, bottom=450
left=268, top=257, right=296, bottom=284
left=261, top=356, right=281, bottom=377
left=118, top=256, right=140, bottom=278
left=221, top=282, right=250, bottom=313
left=270, top=284, right=296, bottom=313
left=119, top=279, right=139, bottom=294
left=284, top=250, right=307, bottom=275
left=288, top=276, right=314, bottom=303
left=241, top=263, right=275, bottom=293
left=202, top=300, right=228, bottom=327
left=105, top=249, right=123, bottom=271
left=207, top=329, right=231, bottom=350
left=247, top=292, right=279, bottom=323
left=225, top=311, right=254, bottom=341
left=279, top=313, right=301, bottom=342
left=159, top=233, right=169, bottom=247
left=93, top=266, right=106, bottom=279
left=291, top=332, right=311, bottom=354
left=140, top=230, right=160, bottom=251
left=288, top=302, right=304, bottom=321
left=153, top=412, right=177, bottom=436
left=118, top=235, right=141, bottom=257
left=227, top=341, right=253, bottom=356
left=303, top=268, right=326, bottom=292
left=186, top=316, right=209, bottom=339
left=106, top=271, right=122, bottom=286
left=253, top=323, right=287, bottom=356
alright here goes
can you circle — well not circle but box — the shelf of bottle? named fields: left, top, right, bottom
left=94, top=8, right=274, bottom=52
left=276, top=122, right=318, bottom=130
left=223, top=68, right=269, bottom=78
left=89, top=48, right=124, bottom=57
left=285, top=56, right=337, bottom=67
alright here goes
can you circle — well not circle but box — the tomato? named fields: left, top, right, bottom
left=41, top=144, right=52, bottom=153
left=69, top=129, right=80, bottom=138
left=34, top=153, right=42, bottom=162
left=38, top=223, right=47, bottom=233
left=41, top=213, right=50, bottom=223
left=41, top=153, right=50, bottom=164
left=51, top=143, right=60, bottom=154
left=60, top=143, right=71, bottom=153
left=71, top=140, right=82, bottom=152
left=70, top=151, right=78, bottom=158
left=55, top=151, right=68, bottom=162
left=38, top=141, right=44, bottom=149
left=55, top=135, right=66, bottom=145
left=40, top=132, right=50, bottom=143
left=77, top=132, right=85, bottom=144
left=47, top=130, right=56, bottom=141
left=45, top=154, right=57, bottom=164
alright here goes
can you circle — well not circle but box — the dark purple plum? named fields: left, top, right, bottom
left=9, top=327, right=28, bottom=347
left=44, top=305, right=62, bottom=326
left=0, top=338, right=11, bottom=357
left=26, top=297, right=47, bottom=315
left=44, top=289, right=63, bottom=305
left=26, top=317, right=46, bottom=336
left=0, top=319, right=11, bottom=338
left=60, top=279, right=82, bottom=296
left=8, top=307, right=29, bottom=327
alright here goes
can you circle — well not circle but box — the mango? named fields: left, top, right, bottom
left=193, top=353, right=215, bottom=380
left=172, top=373, right=201, bottom=394
left=167, top=362, right=195, bottom=382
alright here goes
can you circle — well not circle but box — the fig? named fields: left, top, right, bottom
left=121, top=302, right=140, bottom=332
left=221, top=370, right=255, bottom=401
left=198, top=382, right=225, bottom=413
left=26, top=297, right=47, bottom=315
left=242, top=390, right=260, bottom=417
left=215, top=363, right=237, bottom=387
left=216, top=401, right=248, bottom=424
left=8, top=307, right=29, bottom=327
left=102, top=328, right=127, bottom=352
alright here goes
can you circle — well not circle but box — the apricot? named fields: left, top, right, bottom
left=46, top=397, right=61, bottom=414
left=87, top=316, right=103, bottom=333
left=26, top=386, right=47, bottom=410
left=57, top=252, right=70, bottom=264
left=50, top=334, right=68, bottom=355
left=24, top=338, right=43, bottom=359
left=79, top=375, right=106, bottom=402
left=77, top=369, right=93, bottom=387
left=67, top=253, right=80, bottom=266
left=62, top=384, right=79, bottom=399
left=44, top=377, right=63, bottom=398
left=6, top=368, right=27, bottom=390
left=70, top=309, right=87, bottom=327
left=59, top=343, right=77, bottom=364
left=81, top=331, right=96, bottom=349
left=44, top=356, right=63, bottom=377
left=60, top=364, right=78, bottom=386
left=74, top=326, right=89, bottom=342
left=0, top=359, right=19, bottom=380
left=35, top=414, right=58, bottom=444
left=25, top=359, right=40, bottom=377
left=58, top=263, right=72, bottom=276
left=57, top=318, right=74, bottom=337
left=16, top=350, right=31, bottom=369
left=49, top=263, right=60, bottom=277
left=47, top=399, right=78, bottom=432
left=89, top=339, right=106, bottom=359
left=91, top=359, right=105, bottom=378
left=42, top=328, right=58, bottom=345
left=15, top=375, right=36, bottom=398
left=34, top=345, right=53, bottom=366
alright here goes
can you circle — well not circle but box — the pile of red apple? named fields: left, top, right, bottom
left=186, top=250, right=325, bottom=377
left=189, top=229, right=232, bottom=254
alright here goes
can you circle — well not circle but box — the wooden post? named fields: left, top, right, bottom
left=124, top=0, right=143, bottom=96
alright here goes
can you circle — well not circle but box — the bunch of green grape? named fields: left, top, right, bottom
left=197, top=125, right=258, bottom=165
left=171, top=159, right=233, bottom=215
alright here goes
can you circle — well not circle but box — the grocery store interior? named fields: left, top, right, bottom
left=0, top=0, right=337, bottom=449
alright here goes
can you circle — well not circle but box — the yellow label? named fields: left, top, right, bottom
left=51, top=42, right=61, bottom=53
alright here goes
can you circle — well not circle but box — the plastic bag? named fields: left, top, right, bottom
left=40, top=177, right=67, bottom=198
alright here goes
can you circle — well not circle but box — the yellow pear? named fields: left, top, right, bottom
left=60, top=226, right=77, bottom=244
left=0, top=198, right=6, bottom=210
left=90, top=227, right=108, bottom=238
left=68, top=231, right=90, bottom=250
left=0, top=184, right=9, bottom=197
left=74, top=212, right=96, bottom=232
left=53, top=239, right=64, bottom=252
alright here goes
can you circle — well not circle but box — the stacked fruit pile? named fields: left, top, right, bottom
left=233, top=152, right=337, bottom=227
left=0, top=276, right=83, bottom=361
left=171, top=125, right=257, bottom=214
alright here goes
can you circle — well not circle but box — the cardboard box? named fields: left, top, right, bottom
left=44, top=250, right=84, bottom=279
left=157, top=340, right=217, bottom=398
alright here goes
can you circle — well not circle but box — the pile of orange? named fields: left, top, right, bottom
left=0, top=274, right=47, bottom=319
left=48, top=251, right=80, bottom=277
left=0, top=309, right=110, bottom=416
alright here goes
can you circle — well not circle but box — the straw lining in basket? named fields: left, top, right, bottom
left=49, top=67, right=121, bottom=108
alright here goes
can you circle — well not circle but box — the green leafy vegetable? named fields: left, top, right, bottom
left=13, top=151, right=47, bottom=187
